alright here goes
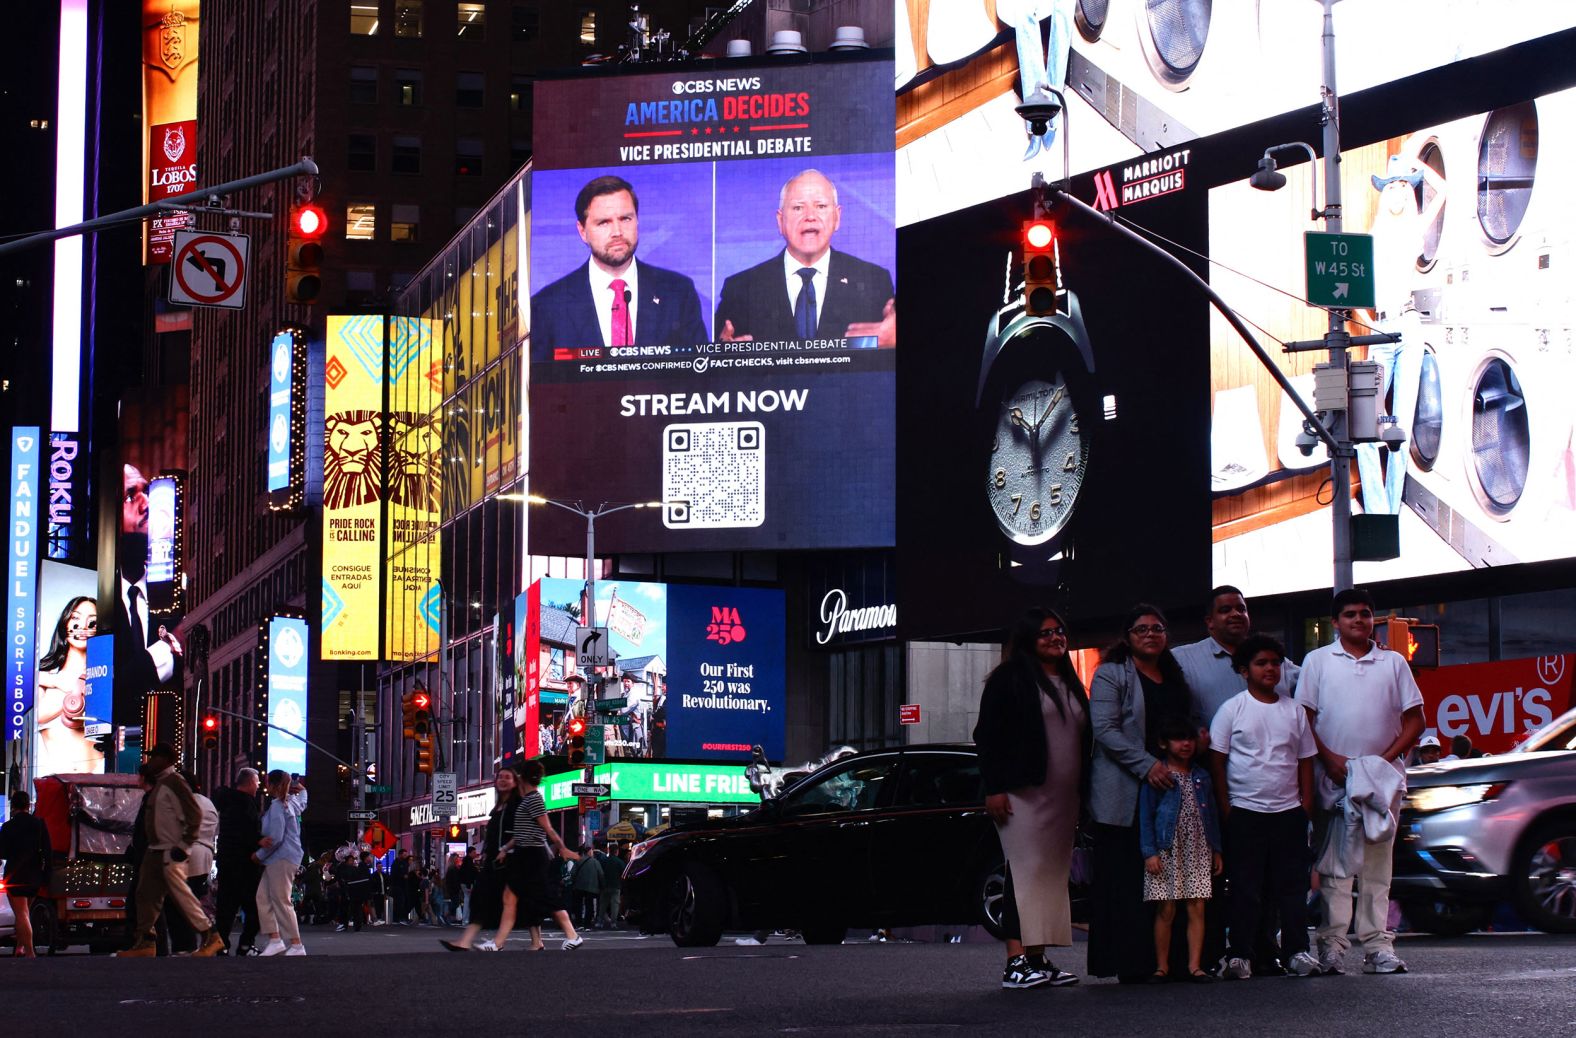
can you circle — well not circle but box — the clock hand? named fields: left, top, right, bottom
left=1031, top=385, right=1066, bottom=435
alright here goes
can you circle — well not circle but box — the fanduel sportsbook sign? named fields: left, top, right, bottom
left=8, top=428, right=40, bottom=740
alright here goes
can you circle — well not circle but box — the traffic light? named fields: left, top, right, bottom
left=415, top=732, right=434, bottom=775
left=1377, top=618, right=1441, bottom=669
left=201, top=714, right=219, bottom=751
left=285, top=204, right=326, bottom=304
left=1022, top=219, right=1058, bottom=315
left=401, top=690, right=416, bottom=740
left=448, top=823, right=461, bottom=840
left=411, top=688, right=432, bottom=737
left=567, top=715, right=587, bottom=766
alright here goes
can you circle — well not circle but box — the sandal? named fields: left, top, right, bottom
left=1190, top=969, right=1216, bottom=983
left=1147, top=970, right=1170, bottom=984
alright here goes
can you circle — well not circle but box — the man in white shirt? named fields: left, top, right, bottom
left=1299, top=589, right=1425, bottom=976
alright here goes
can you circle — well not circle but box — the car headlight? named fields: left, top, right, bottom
left=1405, top=782, right=1505, bottom=813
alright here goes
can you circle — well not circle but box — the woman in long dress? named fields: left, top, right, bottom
left=974, top=607, right=1091, bottom=990
left=34, top=596, right=104, bottom=776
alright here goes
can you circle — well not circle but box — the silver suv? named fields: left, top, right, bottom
left=1393, top=707, right=1576, bottom=935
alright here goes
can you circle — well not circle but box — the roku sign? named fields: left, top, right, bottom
left=1416, top=654, right=1573, bottom=753
left=46, top=432, right=79, bottom=561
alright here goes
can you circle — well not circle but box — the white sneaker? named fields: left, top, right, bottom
left=1362, top=950, right=1407, bottom=974
left=284, top=945, right=307, bottom=956
left=476, top=940, right=498, bottom=951
left=259, top=939, right=287, bottom=958
left=734, top=937, right=764, bottom=946
left=1287, top=951, right=1322, bottom=977
left=562, top=936, right=584, bottom=951
left=1220, top=957, right=1253, bottom=980
left=1316, top=944, right=1346, bottom=976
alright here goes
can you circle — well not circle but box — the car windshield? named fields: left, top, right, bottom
left=778, top=757, right=897, bottom=814
left=1512, top=707, right=1576, bottom=753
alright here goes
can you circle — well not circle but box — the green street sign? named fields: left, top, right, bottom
left=366, top=784, right=392, bottom=794
left=1304, top=231, right=1375, bottom=309
left=595, top=697, right=627, bottom=713
left=584, top=723, right=606, bottom=766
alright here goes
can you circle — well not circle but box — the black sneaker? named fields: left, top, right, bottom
left=1028, top=954, right=1080, bottom=986
left=1002, top=954, right=1052, bottom=990
left=1254, top=958, right=1289, bottom=977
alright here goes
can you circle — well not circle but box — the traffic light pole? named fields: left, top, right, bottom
left=0, top=157, right=319, bottom=257
left=1318, top=0, right=1355, bottom=594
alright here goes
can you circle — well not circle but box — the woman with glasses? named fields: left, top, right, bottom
left=34, top=595, right=104, bottom=775
left=1087, top=603, right=1194, bottom=983
left=974, top=607, right=1091, bottom=990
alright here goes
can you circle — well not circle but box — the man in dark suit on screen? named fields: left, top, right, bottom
left=115, top=464, right=181, bottom=702
left=531, top=175, right=708, bottom=353
left=715, top=169, right=895, bottom=346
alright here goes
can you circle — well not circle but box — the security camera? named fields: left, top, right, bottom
left=1379, top=419, right=1407, bottom=453
left=1294, top=427, right=1319, bottom=457
left=1015, top=86, right=1063, bottom=137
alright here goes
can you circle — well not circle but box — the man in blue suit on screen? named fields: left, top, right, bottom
left=532, top=174, right=708, bottom=353
left=715, top=169, right=895, bottom=347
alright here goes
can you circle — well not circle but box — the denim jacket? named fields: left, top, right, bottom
left=1137, top=765, right=1223, bottom=859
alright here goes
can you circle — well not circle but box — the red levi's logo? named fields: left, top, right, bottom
left=706, top=606, right=747, bottom=646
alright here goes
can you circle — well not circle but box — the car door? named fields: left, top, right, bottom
left=866, top=750, right=995, bottom=926
left=735, top=754, right=900, bottom=927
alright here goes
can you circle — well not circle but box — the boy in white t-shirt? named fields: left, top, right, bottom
left=1208, top=634, right=1318, bottom=980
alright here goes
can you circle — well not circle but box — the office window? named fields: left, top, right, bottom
left=509, top=74, right=530, bottom=111
left=350, top=1, right=378, bottom=35
left=392, top=135, right=421, bottom=174
left=347, top=133, right=376, bottom=171
left=391, top=204, right=420, bottom=242
left=394, top=0, right=422, bottom=37
left=457, top=2, right=485, bottom=38
left=511, top=4, right=539, bottom=42
left=346, top=203, right=376, bottom=240
left=395, top=68, right=422, bottom=106
left=455, top=137, right=483, bottom=176
left=456, top=71, right=484, bottom=107
left=579, top=7, right=595, bottom=44
left=349, top=66, right=377, bottom=104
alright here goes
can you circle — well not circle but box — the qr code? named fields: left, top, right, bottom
left=662, top=421, right=765, bottom=529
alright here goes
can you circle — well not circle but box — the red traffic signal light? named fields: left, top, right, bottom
left=292, top=204, right=327, bottom=238
left=202, top=715, right=218, bottom=730
left=567, top=716, right=587, bottom=737
left=1022, top=220, right=1058, bottom=315
left=285, top=205, right=326, bottom=304
left=201, top=714, right=219, bottom=750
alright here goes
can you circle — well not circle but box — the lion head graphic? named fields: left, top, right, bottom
left=388, top=412, right=442, bottom=512
left=324, top=410, right=383, bottom=510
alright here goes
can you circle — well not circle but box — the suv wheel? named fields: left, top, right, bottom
left=978, top=860, right=1007, bottom=941
left=1514, top=820, right=1576, bottom=934
left=666, top=862, right=725, bottom=947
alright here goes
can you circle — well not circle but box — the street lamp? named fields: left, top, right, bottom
left=498, top=492, right=659, bottom=844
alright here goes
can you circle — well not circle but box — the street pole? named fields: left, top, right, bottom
left=582, top=510, right=597, bottom=851
left=1320, top=0, right=1355, bottom=594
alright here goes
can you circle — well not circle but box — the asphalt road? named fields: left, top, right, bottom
left=4, top=932, right=1572, bottom=1036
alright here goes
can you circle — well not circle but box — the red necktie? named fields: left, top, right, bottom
left=610, top=278, right=631, bottom=347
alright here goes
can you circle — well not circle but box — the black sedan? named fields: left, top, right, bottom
left=622, top=744, right=1016, bottom=946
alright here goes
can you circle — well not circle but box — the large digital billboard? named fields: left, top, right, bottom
left=265, top=616, right=309, bottom=775
left=528, top=59, right=895, bottom=555
left=32, top=561, right=102, bottom=777
left=141, top=0, right=200, bottom=264
left=385, top=317, right=442, bottom=663
left=7, top=428, right=40, bottom=741
left=522, top=577, right=785, bottom=763
left=322, top=315, right=385, bottom=660
left=1208, top=86, right=1576, bottom=594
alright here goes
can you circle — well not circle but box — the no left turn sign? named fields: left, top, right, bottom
left=170, top=229, right=251, bottom=309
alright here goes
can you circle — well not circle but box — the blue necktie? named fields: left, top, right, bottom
left=794, top=267, right=817, bottom=339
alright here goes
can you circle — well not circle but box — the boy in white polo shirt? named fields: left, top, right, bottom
left=1298, top=588, right=1425, bottom=976
left=1209, top=634, right=1318, bottom=980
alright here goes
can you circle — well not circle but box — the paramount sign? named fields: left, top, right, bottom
left=815, top=587, right=896, bottom=646
left=1091, top=148, right=1193, bottom=211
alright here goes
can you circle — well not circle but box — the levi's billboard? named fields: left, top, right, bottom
left=1415, top=654, right=1573, bottom=754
